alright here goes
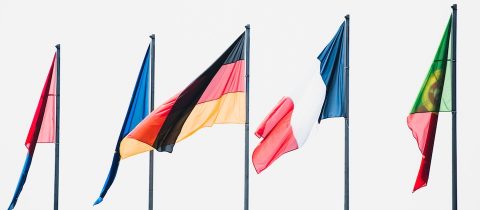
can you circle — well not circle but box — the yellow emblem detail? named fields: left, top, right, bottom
left=421, top=69, right=443, bottom=111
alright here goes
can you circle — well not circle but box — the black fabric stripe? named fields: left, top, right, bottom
left=155, top=32, right=245, bottom=152
left=223, top=34, right=245, bottom=64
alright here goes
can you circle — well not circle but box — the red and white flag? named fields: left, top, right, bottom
left=252, top=72, right=325, bottom=173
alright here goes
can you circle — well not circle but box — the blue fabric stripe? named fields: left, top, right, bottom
left=8, top=154, right=33, bottom=210
left=318, top=22, right=346, bottom=121
left=94, top=46, right=151, bottom=205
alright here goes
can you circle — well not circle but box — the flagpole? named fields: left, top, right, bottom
left=344, top=14, right=350, bottom=210
left=149, top=34, right=155, bottom=210
left=450, top=4, right=457, bottom=210
left=54, top=44, right=60, bottom=210
left=244, top=24, right=250, bottom=210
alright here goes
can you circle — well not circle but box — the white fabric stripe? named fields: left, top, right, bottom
left=290, top=69, right=326, bottom=147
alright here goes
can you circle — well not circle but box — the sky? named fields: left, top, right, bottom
left=1, top=0, right=479, bottom=209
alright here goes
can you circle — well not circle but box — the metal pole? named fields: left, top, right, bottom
left=149, top=34, right=155, bottom=210
left=450, top=4, right=457, bottom=210
left=344, top=15, right=350, bottom=210
left=244, top=24, right=250, bottom=210
left=54, top=44, right=60, bottom=210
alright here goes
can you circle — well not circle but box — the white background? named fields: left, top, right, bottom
left=1, top=0, right=479, bottom=209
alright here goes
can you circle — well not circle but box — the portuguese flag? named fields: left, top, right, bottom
left=408, top=16, right=452, bottom=192
left=120, top=33, right=246, bottom=159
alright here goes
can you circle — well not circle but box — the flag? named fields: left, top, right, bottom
left=252, top=22, right=345, bottom=173
left=408, top=16, right=452, bottom=192
left=318, top=22, right=346, bottom=121
left=119, top=33, right=245, bottom=159
left=94, top=46, right=151, bottom=205
left=8, top=54, right=57, bottom=210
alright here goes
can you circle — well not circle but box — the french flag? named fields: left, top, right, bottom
left=253, top=22, right=346, bottom=173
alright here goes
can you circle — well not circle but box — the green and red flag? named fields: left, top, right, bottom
left=408, top=16, right=452, bottom=192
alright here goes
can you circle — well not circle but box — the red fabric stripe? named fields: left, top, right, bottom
left=24, top=54, right=57, bottom=154
left=197, top=60, right=245, bottom=104
left=127, top=94, right=179, bottom=146
left=407, top=112, right=439, bottom=192
left=252, top=97, right=298, bottom=173
left=255, top=97, right=293, bottom=138
left=37, top=59, right=57, bottom=143
left=126, top=60, right=245, bottom=148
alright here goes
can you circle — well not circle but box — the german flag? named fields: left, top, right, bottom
left=120, top=33, right=246, bottom=159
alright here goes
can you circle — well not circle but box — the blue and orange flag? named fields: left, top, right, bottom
left=8, top=53, right=58, bottom=210
left=94, top=46, right=151, bottom=205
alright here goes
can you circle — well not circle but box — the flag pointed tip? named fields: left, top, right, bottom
left=253, top=163, right=262, bottom=174
left=412, top=181, right=427, bottom=193
left=93, top=197, right=103, bottom=206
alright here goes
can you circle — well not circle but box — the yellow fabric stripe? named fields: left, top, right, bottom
left=119, top=92, right=245, bottom=159
left=176, top=92, right=245, bottom=142
left=119, top=137, right=154, bottom=159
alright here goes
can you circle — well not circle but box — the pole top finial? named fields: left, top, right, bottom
left=150, top=34, right=155, bottom=39
left=55, top=44, right=60, bottom=49
left=245, top=24, right=250, bottom=29
left=345, top=14, right=350, bottom=19
left=452, top=4, right=457, bottom=10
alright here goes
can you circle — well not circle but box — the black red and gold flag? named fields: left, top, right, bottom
left=120, top=33, right=246, bottom=158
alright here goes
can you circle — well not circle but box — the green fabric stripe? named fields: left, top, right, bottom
left=440, top=30, right=453, bottom=112
left=410, top=16, right=452, bottom=114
